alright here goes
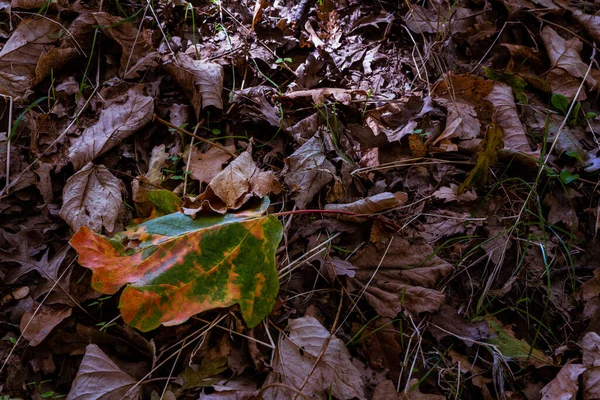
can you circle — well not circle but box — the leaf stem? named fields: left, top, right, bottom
left=153, top=114, right=238, bottom=158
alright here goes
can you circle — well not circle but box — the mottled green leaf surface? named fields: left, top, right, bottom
left=70, top=201, right=282, bottom=331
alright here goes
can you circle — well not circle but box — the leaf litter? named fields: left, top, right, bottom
left=2, top=0, right=600, bottom=399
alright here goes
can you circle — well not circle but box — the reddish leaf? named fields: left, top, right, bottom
left=70, top=200, right=283, bottom=332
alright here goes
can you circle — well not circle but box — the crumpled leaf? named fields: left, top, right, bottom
left=347, top=234, right=454, bottom=316
left=540, top=362, right=585, bottom=400
left=68, top=85, right=154, bottom=170
left=582, top=332, right=600, bottom=399
left=324, top=192, right=407, bottom=222
left=70, top=200, right=283, bottom=331
left=282, top=134, right=336, bottom=208
left=279, top=87, right=367, bottom=106
left=132, top=144, right=169, bottom=217
left=59, top=162, right=125, bottom=233
left=164, top=53, right=224, bottom=118
left=263, top=316, right=366, bottom=400
left=66, top=344, right=140, bottom=400
left=432, top=184, right=477, bottom=203
left=69, top=12, right=158, bottom=78
left=183, top=150, right=282, bottom=215
left=0, top=18, right=61, bottom=100
left=20, top=303, right=72, bottom=346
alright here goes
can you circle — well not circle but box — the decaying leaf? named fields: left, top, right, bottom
left=59, top=162, right=125, bottom=234
left=432, top=184, right=477, bottom=203
left=581, top=332, right=600, bottom=399
left=20, top=303, right=72, bottom=346
left=263, top=316, right=366, bottom=400
left=164, top=53, right=224, bottom=118
left=347, top=234, right=454, bottom=316
left=282, top=134, right=336, bottom=208
left=68, top=85, right=154, bottom=170
left=66, top=344, right=140, bottom=400
left=69, top=12, right=158, bottom=78
left=184, top=150, right=282, bottom=215
left=70, top=200, right=283, bottom=331
left=184, top=145, right=236, bottom=185
left=132, top=144, right=170, bottom=216
left=0, top=18, right=61, bottom=100
left=540, top=362, right=585, bottom=400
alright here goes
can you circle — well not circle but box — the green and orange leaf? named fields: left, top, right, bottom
left=70, top=200, right=283, bottom=332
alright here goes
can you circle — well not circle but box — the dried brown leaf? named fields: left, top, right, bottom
left=541, top=363, right=585, bottom=400
left=263, top=316, right=366, bottom=400
left=59, top=162, right=125, bottom=233
left=348, top=235, right=454, bottom=316
left=282, top=134, right=336, bottom=208
left=185, top=145, right=235, bottom=185
left=68, top=85, right=154, bottom=170
left=66, top=344, right=140, bottom=400
left=164, top=53, right=224, bottom=118
left=20, top=303, right=72, bottom=346
left=0, top=18, right=61, bottom=100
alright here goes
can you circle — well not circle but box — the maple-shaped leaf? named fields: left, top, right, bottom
left=70, top=200, right=283, bottom=332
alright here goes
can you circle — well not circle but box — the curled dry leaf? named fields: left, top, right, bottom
left=540, top=362, right=585, bottom=400
left=163, top=53, right=224, bottom=118
left=0, top=18, right=61, bottom=100
left=68, top=85, right=154, bottom=170
left=282, top=133, right=336, bottom=209
left=278, top=87, right=367, bottom=105
left=324, top=192, right=407, bottom=222
left=20, top=303, right=72, bottom=346
left=131, top=144, right=169, bottom=216
left=347, top=235, right=454, bottom=316
left=59, top=162, right=125, bottom=233
left=184, top=150, right=282, bottom=215
left=69, top=12, right=157, bottom=78
left=66, top=344, right=140, bottom=400
left=263, top=316, right=366, bottom=400
left=432, top=184, right=477, bottom=203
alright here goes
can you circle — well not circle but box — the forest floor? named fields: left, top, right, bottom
left=2, top=0, right=600, bottom=399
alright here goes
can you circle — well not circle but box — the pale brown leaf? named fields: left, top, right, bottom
left=68, top=85, right=154, bottom=170
left=0, top=18, right=61, bottom=100
left=541, top=363, right=585, bottom=400
left=163, top=53, right=224, bottom=118
left=185, top=145, right=235, bottom=185
left=59, top=162, right=125, bottom=233
left=263, top=316, right=366, bottom=400
left=66, top=344, right=140, bottom=400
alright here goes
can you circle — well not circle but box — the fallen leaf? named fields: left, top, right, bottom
left=68, top=85, right=154, bottom=170
left=347, top=234, right=454, bottom=316
left=0, top=18, right=61, bottom=100
left=132, top=144, right=169, bottom=216
left=185, top=145, right=235, bottom=185
left=164, top=53, right=224, bottom=118
left=69, top=12, right=157, bottom=78
left=581, top=332, right=600, bottom=399
left=324, top=192, right=407, bottom=222
left=70, top=200, right=283, bottom=331
left=59, top=162, right=125, bottom=233
left=432, top=184, right=477, bottom=203
left=184, top=150, right=282, bottom=215
left=66, top=344, right=140, bottom=400
left=263, top=316, right=366, bottom=400
left=429, top=305, right=494, bottom=345
left=279, top=87, right=367, bottom=105
left=282, top=134, right=336, bottom=208
left=20, top=303, right=72, bottom=346
left=540, top=362, right=585, bottom=400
